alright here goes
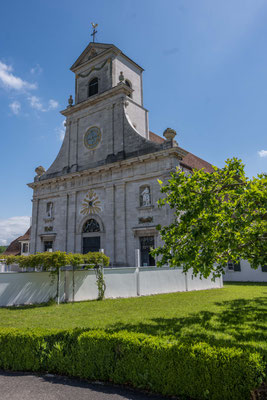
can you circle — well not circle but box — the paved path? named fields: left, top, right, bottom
left=0, top=371, right=169, bottom=400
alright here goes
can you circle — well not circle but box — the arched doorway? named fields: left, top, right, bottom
left=82, top=218, right=101, bottom=254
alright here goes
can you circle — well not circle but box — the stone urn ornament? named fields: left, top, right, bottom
left=163, top=128, right=177, bottom=141
left=119, top=71, right=125, bottom=83
left=68, top=95, right=73, bottom=108
left=35, top=166, right=46, bottom=177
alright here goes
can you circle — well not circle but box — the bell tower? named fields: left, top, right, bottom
left=71, top=42, right=144, bottom=107
left=36, top=40, right=165, bottom=181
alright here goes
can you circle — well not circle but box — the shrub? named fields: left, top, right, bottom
left=0, top=328, right=264, bottom=399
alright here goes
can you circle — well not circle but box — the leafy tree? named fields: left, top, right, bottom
left=152, top=158, right=267, bottom=278
left=0, top=246, right=7, bottom=254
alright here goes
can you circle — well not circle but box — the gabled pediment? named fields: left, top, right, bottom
left=70, top=42, right=116, bottom=71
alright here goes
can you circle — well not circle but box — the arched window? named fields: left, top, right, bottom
left=88, top=78, right=98, bottom=97
left=82, top=219, right=100, bottom=233
left=125, top=80, right=132, bottom=98
left=139, top=185, right=151, bottom=207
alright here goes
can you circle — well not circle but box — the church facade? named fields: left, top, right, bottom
left=28, top=41, right=212, bottom=267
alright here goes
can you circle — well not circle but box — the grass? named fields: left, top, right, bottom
left=0, top=282, right=267, bottom=356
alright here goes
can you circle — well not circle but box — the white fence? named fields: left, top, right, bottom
left=0, top=266, right=222, bottom=307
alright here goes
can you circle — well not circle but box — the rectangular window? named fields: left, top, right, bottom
left=44, top=241, right=53, bottom=252
left=227, top=261, right=241, bottom=271
left=22, top=243, right=28, bottom=253
left=261, top=265, right=267, bottom=272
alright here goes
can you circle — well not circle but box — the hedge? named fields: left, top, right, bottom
left=0, top=328, right=265, bottom=400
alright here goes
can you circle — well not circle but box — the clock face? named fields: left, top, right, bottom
left=84, top=127, right=101, bottom=150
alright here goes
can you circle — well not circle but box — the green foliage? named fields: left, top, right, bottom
left=82, top=252, right=110, bottom=268
left=0, top=246, right=7, bottom=254
left=0, top=327, right=264, bottom=400
left=4, top=251, right=109, bottom=271
left=152, top=158, right=267, bottom=278
left=69, top=252, right=109, bottom=300
left=94, top=266, right=106, bottom=300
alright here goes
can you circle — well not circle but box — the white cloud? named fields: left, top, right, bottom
left=258, top=150, right=267, bottom=158
left=56, top=120, right=66, bottom=141
left=9, top=100, right=21, bottom=115
left=30, top=64, right=43, bottom=75
left=28, top=96, right=59, bottom=112
left=0, top=61, right=57, bottom=116
left=28, top=95, right=44, bottom=111
left=48, top=99, right=59, bottom=110
left=0, top=61, right=37, bottom=91
left=0, top=216, right=31, bottom=246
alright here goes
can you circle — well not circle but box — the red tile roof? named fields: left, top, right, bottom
left=149, top=131, right=213, bottom=173
left=2, top=227, right=31, bottom=256
left=18, top=227, right=31, bottom=242
left=2, top=237, right=21, bottom=256
left=149, top=131, right=165, bottom=144
left=179, top=150, right=214, bottom=173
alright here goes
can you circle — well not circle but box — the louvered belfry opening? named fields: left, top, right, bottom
left=88, top=78, right=98, bottom=97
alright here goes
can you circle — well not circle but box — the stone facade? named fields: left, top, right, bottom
left=28, top=42, right=188, bottom=267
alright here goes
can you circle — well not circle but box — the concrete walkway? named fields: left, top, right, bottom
left=0, top=371, right=169, bottom=400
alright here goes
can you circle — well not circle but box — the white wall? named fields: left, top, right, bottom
left=139, top=267, right=187, bottom=295
left=186, top=269, right=224, bottom=291
left=114, top=56, right=142, bottom=105
left=104, top=267, right=137, bottom=298
left=224, top=260, right=267, bottom=282
left=0, top=262, right=5, bottom=273
left=65, top=269, right=98, bottom=302
left=0, top=267, right=222, bottom=307
left=125, top=100, right=148, bottom=138
left=0, top=272, right=64, bottom=307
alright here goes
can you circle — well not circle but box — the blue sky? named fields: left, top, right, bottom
left=0, top=0, right=266, bottom=245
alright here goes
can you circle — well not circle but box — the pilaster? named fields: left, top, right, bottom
left=66, top=192, right=77, bottom=253
left=105, top=185, right=115, bottom=263
left=114, top=182, right=127, bottom=265
left=30, top=198, right=39, bottom=254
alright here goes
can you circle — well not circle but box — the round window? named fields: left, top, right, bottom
left=84, top=126, right=101, bottom=150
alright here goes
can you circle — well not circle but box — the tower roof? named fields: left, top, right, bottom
left=70, top=42, right=144, bottom=72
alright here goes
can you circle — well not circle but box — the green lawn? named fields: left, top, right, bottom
left=0, top=282, right=267, bottom=356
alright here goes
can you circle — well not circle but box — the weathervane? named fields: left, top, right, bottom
left=91, top=22, right=98, bottom=42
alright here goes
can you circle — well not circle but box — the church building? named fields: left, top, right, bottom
left=28, top=40, right=212, bottom=267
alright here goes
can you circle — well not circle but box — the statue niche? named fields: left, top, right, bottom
left=140, top=186, right=151, bottom=207
left=46, top=202, right=53, bottom=218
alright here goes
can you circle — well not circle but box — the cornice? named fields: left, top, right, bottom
left=27, top=147, right=185, bottom=190
left=60, top=84, right=131, bottom=117
left=71, top=44, right=144, bottom=73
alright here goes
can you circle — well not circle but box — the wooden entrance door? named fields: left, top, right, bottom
left=82, top=236, right=100, bottom=254
left=140, top=236, right=155, bottom=266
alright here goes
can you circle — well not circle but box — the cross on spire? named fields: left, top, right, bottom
left=91, top=22, right=98, bottom=43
